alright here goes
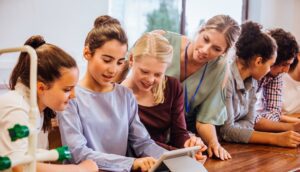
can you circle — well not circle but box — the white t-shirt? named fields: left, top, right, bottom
left=282, top=73, right=300, bottom=115
left=0, top=82, right=47, bottom=159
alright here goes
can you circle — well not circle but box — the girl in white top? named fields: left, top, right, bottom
left=0, top=35, right=97, bottom=172
left=283, top=53, right=300, bottom=116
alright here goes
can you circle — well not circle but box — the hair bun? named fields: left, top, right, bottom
left=237, top=21, right=262, bottom=47
left=241, top=21, right=262, bottom=38
left=94, top=15, right=120, bottom=28
left=235, top=20, right=276, bottom=63
left=24, top=35, right=46, bottom=49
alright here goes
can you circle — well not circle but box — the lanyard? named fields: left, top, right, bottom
left=184, top=43, right=208, bottom=113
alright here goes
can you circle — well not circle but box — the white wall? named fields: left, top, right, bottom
left=0, top=0, right=109, bottom=86
left=248, top=0, right=300, bottom=43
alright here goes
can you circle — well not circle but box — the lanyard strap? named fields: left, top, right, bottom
left=184, top=43, right=208, bottom=113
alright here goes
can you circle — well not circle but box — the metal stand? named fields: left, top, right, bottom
left=0, top=46, right=71, bottom=172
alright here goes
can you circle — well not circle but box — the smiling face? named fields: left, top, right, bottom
left=130, top=56, right=168, bottom=93
left=38, top=67, right=79, bottom=112
left=192, top=29, right=227, bottom=64
left=84, top=39, right=127, bottom=90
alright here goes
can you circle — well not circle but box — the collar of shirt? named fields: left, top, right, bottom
left=231, top=61, right=256, bottom=92
left=257, top=73, right=283, bottom=92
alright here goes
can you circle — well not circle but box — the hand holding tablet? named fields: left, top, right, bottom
left=149, top=146, right=207, bottom=172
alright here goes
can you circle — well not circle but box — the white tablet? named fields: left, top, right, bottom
left=149, top=146, right=202, bottom=172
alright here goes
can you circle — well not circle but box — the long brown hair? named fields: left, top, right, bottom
left=9, top=35, right=77, bottom=132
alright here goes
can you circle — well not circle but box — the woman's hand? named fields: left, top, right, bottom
left=207, top=142, right=231, bottom=160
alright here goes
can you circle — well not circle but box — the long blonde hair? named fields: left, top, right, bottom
left=130, top=32, right=173, bottom=104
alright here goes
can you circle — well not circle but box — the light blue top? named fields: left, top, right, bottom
left=58, top=84, right=165, bottom=172
left=164, top=31, right=227, bottom=133
left=220, top=61, right=257, bottom=143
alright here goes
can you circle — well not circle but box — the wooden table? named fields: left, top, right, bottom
left=204, top=143, right=300, bottom=172
left=49, top=128, right=300, bottom=171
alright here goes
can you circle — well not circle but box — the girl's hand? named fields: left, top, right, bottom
left=132, top=157, right=157, bottom=172
left=184, top=136, right=208, bottom=163
left=184, top=136, right=207, bottom=152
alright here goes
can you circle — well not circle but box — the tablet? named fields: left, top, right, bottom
left=149, top=146, right=201, bottom=172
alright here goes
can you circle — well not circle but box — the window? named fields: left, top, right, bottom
left=109, top=0, right=181, bottom=47
left=184, top=0, right=243, bottom=37
left=0, top=0, right=109, bottom=91
left=110, top=0, right=244, bottom=46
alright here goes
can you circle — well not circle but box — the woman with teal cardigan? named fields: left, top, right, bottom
left=154, top=15, right=240, bottom=160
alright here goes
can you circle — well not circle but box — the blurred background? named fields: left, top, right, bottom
left=0, top=0, right=299, bottom=93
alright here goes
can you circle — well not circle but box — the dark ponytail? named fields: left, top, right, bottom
left=9, top=36, right=46, bottom=90
left=9, top=35, right=77, bottom=132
